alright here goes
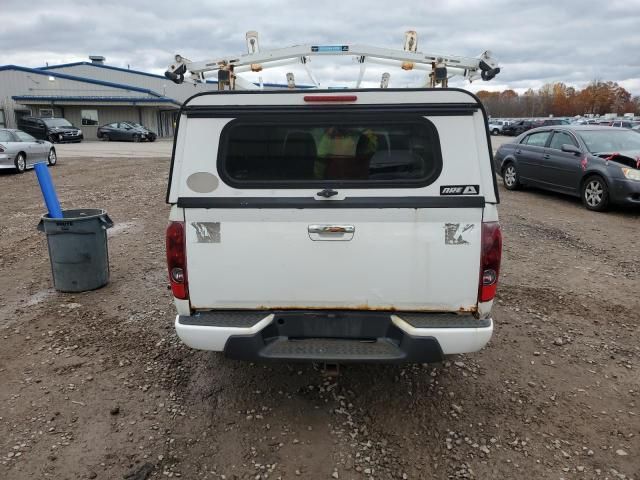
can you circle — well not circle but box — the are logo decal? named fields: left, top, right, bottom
left=440, top=185, right=480, bottom=195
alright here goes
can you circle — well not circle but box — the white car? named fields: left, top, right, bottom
left=165, top=88, right=502, bottom=363
left=488, top=119, right=511, bottom=135
left=0, top=129, right=57, bottom=173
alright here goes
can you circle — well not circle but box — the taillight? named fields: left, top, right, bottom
left=478, top=222, right=502, bottom=302
left=303, top=95, right=358, bottom=102
left=0, top=144, right=5, bottom=153
left=166, top=221, right=188, bottom=300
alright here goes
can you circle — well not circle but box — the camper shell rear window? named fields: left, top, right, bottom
left=218, top=113, right=442, bottom=188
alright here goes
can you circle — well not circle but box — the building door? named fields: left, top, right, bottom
left=158, top=110, right=178, bottom=137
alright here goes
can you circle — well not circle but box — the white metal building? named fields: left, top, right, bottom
left=0, top=62, right=184, bottom=139
left=0, top=57, right=301, bottom=140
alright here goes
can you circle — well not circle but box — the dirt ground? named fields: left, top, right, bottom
left=0, top=144, right=638, bottom=480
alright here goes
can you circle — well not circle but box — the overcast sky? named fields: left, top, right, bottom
left=2, top=0, right=639, bottom=94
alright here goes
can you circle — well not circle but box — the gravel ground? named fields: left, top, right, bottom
left=0, top=143, right=638, bottom=480
left=53, top=139, right=173, bottom=159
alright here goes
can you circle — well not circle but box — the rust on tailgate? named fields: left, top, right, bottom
left=192, top=303, right=478, bottom=313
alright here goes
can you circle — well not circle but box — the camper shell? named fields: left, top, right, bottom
left=165, top=87, right=502, bottom=363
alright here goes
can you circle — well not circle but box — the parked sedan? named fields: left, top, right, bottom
left=609, top=120, right=636, bottom=129
left=0, top=129, right=57, bottom=173
left=538, top=119, right=570, bottom=127
left=96, top=122, right=157, bottom=142
left=501, top=120, right=536, bottom=136
left=494, top=126, right=640, bottom=211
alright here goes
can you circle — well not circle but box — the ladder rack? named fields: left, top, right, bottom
left=165, top=30, right=500, bottom=90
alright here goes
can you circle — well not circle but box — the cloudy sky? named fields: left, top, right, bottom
left=2, top=0, right=639, bottom=94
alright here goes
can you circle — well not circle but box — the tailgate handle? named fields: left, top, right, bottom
left=316, top=188, right=339, bottom=198
left=308, top=225, right=355, bottom=234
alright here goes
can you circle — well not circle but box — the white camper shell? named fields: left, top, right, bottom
left=166, top=88, right=502, bottom=363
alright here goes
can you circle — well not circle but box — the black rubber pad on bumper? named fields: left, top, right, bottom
left=223, top=310, right=445, bottom=364
left=398, top=313, right=490, bottom=329
left=179, top=311, right=269, bottom=328
left=261, top=338, right=403, bottom=361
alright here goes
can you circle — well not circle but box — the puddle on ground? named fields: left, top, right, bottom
left=25, top=288, right=56, bottom=306
left=107, top=221, right=139, bottom=237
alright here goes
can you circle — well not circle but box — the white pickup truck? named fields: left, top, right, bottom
left=165, top=88, right=502, bottom=363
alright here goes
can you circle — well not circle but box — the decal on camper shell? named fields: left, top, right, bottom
left=440, top=185, right=480, bottom=195
left=444, top=223, right=475, bottom=245
left=191, top=222, right=221, bottom=243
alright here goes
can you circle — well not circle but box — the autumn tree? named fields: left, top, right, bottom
left=550, top=83, right=570, bottom=116
left=478, top=81, right=637, bottom=117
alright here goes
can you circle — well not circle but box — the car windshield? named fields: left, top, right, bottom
left=578, top=130, right=640, bottom=153
left=42, top=118, right=72, bottom=127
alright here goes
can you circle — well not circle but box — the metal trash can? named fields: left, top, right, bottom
left=37, top=209, right=114, bottom=292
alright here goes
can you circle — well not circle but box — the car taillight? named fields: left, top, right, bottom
left=478, top=221, right=502, bottom=303
left=166, top=221, right=189, bottom=300
left=0, top=144, right=5, bottom=152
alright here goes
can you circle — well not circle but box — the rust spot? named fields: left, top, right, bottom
left=460, top=305, right=478, bottom=313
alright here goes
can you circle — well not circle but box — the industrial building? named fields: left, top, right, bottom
left=0, top=56, right=284, bottom=140
left=0, top=56, right=306, bottom=140
left=0, top=57, right=220, bottom=139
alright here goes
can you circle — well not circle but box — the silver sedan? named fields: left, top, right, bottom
left=0, top=128, right=57, bottom=173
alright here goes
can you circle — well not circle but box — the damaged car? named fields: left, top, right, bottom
left=494, top=126, right=640, bottom=211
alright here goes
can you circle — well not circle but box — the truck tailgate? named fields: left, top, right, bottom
left=184, top=206, right=482, bottom=311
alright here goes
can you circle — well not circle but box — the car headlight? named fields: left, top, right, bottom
left=622, top=168, right=640, bottom=181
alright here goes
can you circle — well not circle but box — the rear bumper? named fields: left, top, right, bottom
left=175, top=310, right=493, bottom=363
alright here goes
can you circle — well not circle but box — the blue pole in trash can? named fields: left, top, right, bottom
left=34, top=162, right=63, bottom=219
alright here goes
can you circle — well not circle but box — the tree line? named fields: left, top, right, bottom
left=476, top=81, right=640, bottom=118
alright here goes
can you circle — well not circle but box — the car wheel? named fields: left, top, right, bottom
left=148, top=135, right=156, bottom=142
left=47, top=134, right=57, bottom=144
left=492, top=128, right=499, bottom=135
left=47, top=148, right=57, bottom=166
left=103, top=134, right=110, bottom=142
left=15, top=153, right=26, bottom=173
left=582, top=176, right=609, bottom=211
left=502, top=163, right=521, bottom=190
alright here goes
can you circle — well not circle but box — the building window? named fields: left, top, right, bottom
left=0, top=110, right=5, bottom=128
left=81, top=109, right=99, bottom=126
left=39, top=108, right=54, bottom=118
